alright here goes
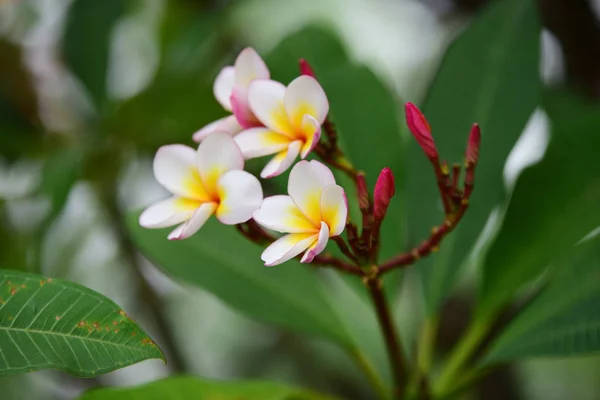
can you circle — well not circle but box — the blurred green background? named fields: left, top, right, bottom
left=1, top=0, right=600, bottom=399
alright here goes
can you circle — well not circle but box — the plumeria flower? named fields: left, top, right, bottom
left=192, top=48, right=270, bottom=142
left=139, top=132, right=263, bottom=240
left=253, top=160, right=347, bottom=266
left=234, top=75, right=329, bottom=178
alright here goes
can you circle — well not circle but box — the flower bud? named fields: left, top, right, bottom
left=299, top=58, right=316, bottom=78
left=373, top=168, right=395, bottom=222
left=405, top=102, right=438, bottom=161
left=466, top=123, right=481, bottom=166
left=356, top=173, right=370, bottom=212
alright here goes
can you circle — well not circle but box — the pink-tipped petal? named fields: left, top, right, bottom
left=299, top=58, right=316, bottom=78
left=261, top=232, right=318, bottom=266
left=192, top=115, right=242, bottom=143
left=139, top=196, right=201, bottom=229
left=287, top=160, right=336, bottom=224
left=215, top=170, right=263, bottom=225
left=300, top=221, right=329, bottom=263
left=299, top=114, right=321, bottom=158
left=234, top=127, right=291, bottom=159
left=230, top=87, right=261, bottom=129
left=284, top=75, right=329, bottom=126
left=234, top=47, right=270, bottom=88
left=248, top=79, right=294, bottom=135
left=153, top=144, right=209, bottom=200
left=252, top=195, right=318, bottom=233
left=320, top=184, right=348, bottom=237
left=373, top=167, right=396, bottom=222
left=167, top=202, right=217, bottom=240
left=213, top=66, right=235, bottom=111
left=405, top=102, right=438, bottom=160
left=260, top=140, right=302, bottom=179
left=196, top=132, right=244, bottom=190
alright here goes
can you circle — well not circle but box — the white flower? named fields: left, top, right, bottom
left=234, top=75, right=329, bottom=178
left=192, top=48, right=270, bottom=142
left=140, top=132, right=263, bottom=240
left=253, top=160, right=347, bottom=266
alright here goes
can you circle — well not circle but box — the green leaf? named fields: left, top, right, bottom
left=478, top=89, right=600, bottom=317
left=127, top=214, right=354, bottom=347
left=62, top=0, right=126, bottom=111
left=79, top=376, right=338, bottom=400
left=483, top=239, right=600, bottom=363
left=0, top=269, right=165, bottom=377
left=407, top=0, right=541, bottom=313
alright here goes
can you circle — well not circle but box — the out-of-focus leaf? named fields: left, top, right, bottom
left=79, top=376, right=339, bottom=400
left=482, top=239, right=600, bottom=363
left=127, top=214, right=354, bottom=347
left=62, top=0, right=126, bottom=111
left=0, top=269, right=164, bottom=377
left=38, top=146, right=82, bottom=219
left=478, top=90, right=600, bottom=317
left=407, top=0, right=541, bottom=313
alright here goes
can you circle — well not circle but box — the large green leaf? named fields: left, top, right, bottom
left=0, top=269, right=164, bottom=377
left=127, top=215, right=353, bottom=347
left=483, top=239, right=600, bottom=363
left=79, top=376, right=338, bottom=400
left=62, top=0, right=126, bottom=112
left=478, top=90, right=600, bottom=317
left=407, top=0, right=541, bottom=313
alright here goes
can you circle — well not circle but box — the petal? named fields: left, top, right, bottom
left=320, top=184, right=348, bottom=236
left=248, top=79, right=294, bottom=135
left=284, top=75, right=329, bottom=126
left=234, top=127, right=291, bottom=159
left=214, top=66, right=235, bottom=111
left=234, top=47, right=270, bottom=88
left=287, top=160, right=336, bottom=225
left=301, top=221, right=329, bottom=263
left=252, top=195, right=318, bottom=233
left=197, top=132, right=244, bottom=194
left=260, top=140, right=302, bottom=179
left=154, top=144, right=210, bottom=201
left=192, top=115, right=242, bottom=143
left=216, top=170, right=263, bottom=225
left=299, top=114, right=321, bottom=158
left=167, top=202, right=217, bottom=240
left=261, top=232, right=318, bottom=267
left=139, top=196, right=201, bottom=228
left=230, top=87, right=261, bottom=129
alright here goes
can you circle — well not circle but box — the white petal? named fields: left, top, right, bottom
left=320, top=184, right=347, bottom=236
left=284, top=75, right=329, bottom=126
left=192, top=115, right=242, bottom=143
left=139, top=196, right=201, bottom=228
left=234, top=127, right=290, bottom=159
left=216, top=170, right=263, bottom=225
left=252, top=195, right=318, bottom=233
left=287, top=160, right=336, bottom=224
left=234, top=47, right=270, bottom=88
left=154, top=144, right=210, bottom=200
left=260, top=140, right=302, bottom=179
left=261, top=232, right=318, bottom=267
left=214, top=66, right=235, bottom=111
left=301, top=221, right=330, bottom=263
left=299, top=114, right=321, bottom=158
left=248, top=79, right=294, bottom=135
left=196, top=132, right=244, bottom=193
left=167, top=202, right=217, bottom=240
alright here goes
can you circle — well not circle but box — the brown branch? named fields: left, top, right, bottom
left=312, top=254, right=363, bottom=276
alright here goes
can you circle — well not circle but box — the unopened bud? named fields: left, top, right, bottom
left=405, top=102, right=438, bottom=161
left=356, top=173, right=370, bottom=212
left=299, top=58, right=316, bottom=78
left=373, top=167, right=395, bottom=221
left=466, top=123, right=481, bottom=166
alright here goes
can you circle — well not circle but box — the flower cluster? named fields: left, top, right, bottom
left=140, top=48, right=345, bottom=266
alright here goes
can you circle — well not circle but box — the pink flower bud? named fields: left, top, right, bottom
left=405, top=102, right=438, bottom=161
left=299, top=58, right=316, bottom=78
left=466, top=123, right=481, bottom=166
left=356, top=173, right=370, bottom=212
left=373, top=168, right=395, bottom=222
